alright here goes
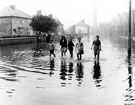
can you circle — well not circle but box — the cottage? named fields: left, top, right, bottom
left=0, top=5, right=33, bottom=37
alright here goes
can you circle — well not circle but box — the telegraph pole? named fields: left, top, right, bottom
left=128, top=0, right=132, bottom=58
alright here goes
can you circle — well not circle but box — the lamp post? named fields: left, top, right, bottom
left=128, top=0, right=132, bottom=58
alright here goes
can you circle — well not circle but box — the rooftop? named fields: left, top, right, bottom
left=0, top=5, right=31, bottom=19
left=75, top=20, right=89, bottom=26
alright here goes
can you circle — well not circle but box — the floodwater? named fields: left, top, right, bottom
left=0, top=36, right=135, bottom=105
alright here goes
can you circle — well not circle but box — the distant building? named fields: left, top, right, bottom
left=0, top=5, right=33, bottom=37
left=65, top=20, right=90, bottom=36
left=74, top=20, right=89, bottom=36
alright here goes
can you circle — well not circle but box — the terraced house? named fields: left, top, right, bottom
left=0, top=5, right=33, bottom=37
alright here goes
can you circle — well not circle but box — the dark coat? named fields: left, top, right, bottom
left=68, top=41, right=74, bottom=50
left=60, top=39, right=67, bottom=47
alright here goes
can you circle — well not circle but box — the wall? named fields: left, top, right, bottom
left=0, top=17, right=33, bottom=37
left=0, top=37, right=36, bottom=45
left=0, top=18, right=12, bottom=37
left=12, top=17, right=33, bottom=36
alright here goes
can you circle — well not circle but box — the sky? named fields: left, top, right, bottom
left=0, top=0, right=135, bottom=29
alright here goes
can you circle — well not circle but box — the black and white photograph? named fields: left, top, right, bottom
left=0, top=0, right=135, bottom=105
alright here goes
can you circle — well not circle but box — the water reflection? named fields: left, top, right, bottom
left=76, top=62, right=84, bottom=86
left=128, top=58, right=132, bottom=89
left=124, top=57, right=135, bottom=104
left=59, top=60, right=84, bottom=87
left=67, top=62, right=74, bottom=82
left=60, top=60, right=67, bottom=81
left=68, top=62, right=74, bottom=74
left=59, top=60, right=75, bottom=86
left=49, top=58, right=55, bottom=76
left=111, top=37, right=135, bottom=50
left=0, top=66, right=18, bottom=82
left=92, top=60, right=102, bottom=88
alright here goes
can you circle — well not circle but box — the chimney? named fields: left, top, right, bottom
left=9, top=5, right=16, bottom=10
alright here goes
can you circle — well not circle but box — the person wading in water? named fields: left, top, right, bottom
left=49, top=40, right=55, bottom=57
left=91, top=35, right=101, bottom=59
left=68, top=38, right=74, bottom=58
left=75, top=37, right=84, bottom=60
left=60, top=36, right=67, bottom=57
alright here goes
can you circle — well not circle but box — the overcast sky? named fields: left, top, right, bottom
left=0, top=0, right=135, bottom=29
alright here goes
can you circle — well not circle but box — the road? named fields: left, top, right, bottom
left=0, top=36, right=135, bottom=105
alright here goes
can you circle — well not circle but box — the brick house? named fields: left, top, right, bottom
left=0, top=5, right=33, bottom=37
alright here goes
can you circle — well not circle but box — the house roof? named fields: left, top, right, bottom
left=75, top=20, right=89, bottom=26
left=0, top=5, right=31, bottom=19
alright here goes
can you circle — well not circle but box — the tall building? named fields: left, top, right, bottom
left=0, top=5, right=33, bottom=37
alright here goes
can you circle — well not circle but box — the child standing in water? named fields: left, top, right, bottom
left=75, top=37, right=84, bottom=60
left=49, top=40, right=55, bottom=57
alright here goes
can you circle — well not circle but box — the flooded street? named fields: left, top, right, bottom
left=0, top=36, right=135, bottom=105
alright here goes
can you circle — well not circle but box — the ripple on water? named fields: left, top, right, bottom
left=0, top=66, right=18, bottom=82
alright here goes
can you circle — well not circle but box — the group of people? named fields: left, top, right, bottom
left=49, top=35, right=101, bottom=60
left=60, top=35, right=84, bottom=60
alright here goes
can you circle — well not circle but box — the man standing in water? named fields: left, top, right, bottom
left=91, top=35, right=101, bottom=59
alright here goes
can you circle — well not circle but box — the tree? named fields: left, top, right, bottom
left=30, top=15, right=59, bottom=34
